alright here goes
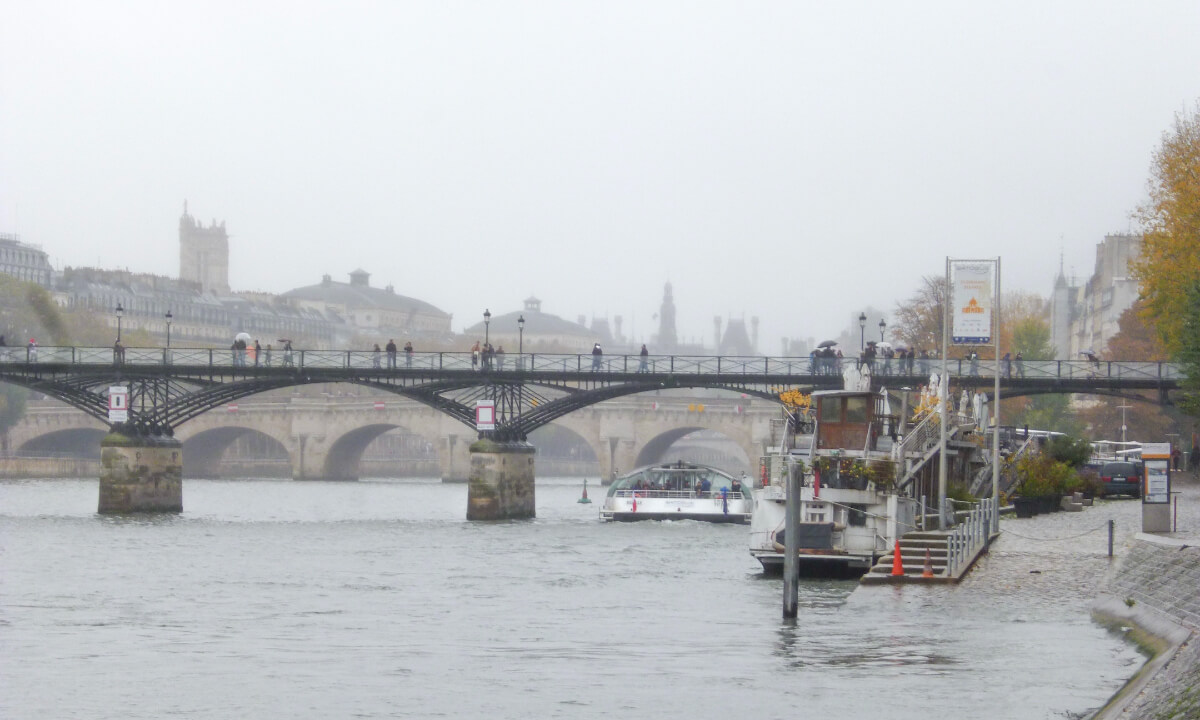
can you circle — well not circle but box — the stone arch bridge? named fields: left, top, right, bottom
left=7, top=392, right=774, bottom=482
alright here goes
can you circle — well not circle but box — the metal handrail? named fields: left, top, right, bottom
left=945, top=497, right=996, bottom=576
left=0, top=346, right=1182, bottom=380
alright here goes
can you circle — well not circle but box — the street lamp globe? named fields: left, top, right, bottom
left=858, top=312, right=867, bottom=351
left=483, top=309, right=491, bottom=346
left=165, top=309, right=173, bottom=347
left=878, top=318, right=887, bottom=341
left=517, top=314, right=525, bottom=354
left=115, top=303, right=124, bottom=342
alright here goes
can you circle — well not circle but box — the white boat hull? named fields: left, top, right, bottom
left=749, top=485, right=915, bottom=576
left=601, top=491, right=752, bottom=523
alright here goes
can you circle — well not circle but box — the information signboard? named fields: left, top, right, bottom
left=950, top=260, right=995, bottom=344
left=475, top=402, right=495, bottom=431
left=1142, top=443, right=1171, bottom=505
left=107, top=386, right=128, bottom=423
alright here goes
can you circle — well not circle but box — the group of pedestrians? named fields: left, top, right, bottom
left=383, top=339, right=415, bottom=369
left=471, top=341, right=506, bottom=371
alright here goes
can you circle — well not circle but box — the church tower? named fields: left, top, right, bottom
left=656, top=283, right=678, bottom=351
left=179, top=201, right=230, bottom=294
left=1049, top=255, right=1073, bottom=360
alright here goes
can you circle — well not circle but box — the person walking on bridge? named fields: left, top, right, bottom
left=386, top=339, right=397, bottom=369
left=638, top=344, right=649, bottom=372
left=591, top=343, right=603, bottom=371
left=404, top=341, right=413, bottom=368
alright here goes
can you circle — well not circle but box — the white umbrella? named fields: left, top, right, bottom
left=235, top=332, right=252, bottom=343
left=876, top=341, right=893, bottom=351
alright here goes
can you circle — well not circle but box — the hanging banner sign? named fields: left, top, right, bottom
left=475, top=402, right=495, bottom=431
left=108, top=386, right=128, bottom=423
left=951, top=260, right=995, bottom=344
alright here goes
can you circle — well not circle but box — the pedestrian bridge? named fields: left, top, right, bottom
left=0, top=346, right=1182, bottom=440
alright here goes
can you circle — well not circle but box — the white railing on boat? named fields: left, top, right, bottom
left=612, top=489, right=746, bottom=500
left=945, top=497, right=996, bottom=577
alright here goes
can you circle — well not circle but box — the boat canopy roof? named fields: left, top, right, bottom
left=609, top=462, right=737, bottom=494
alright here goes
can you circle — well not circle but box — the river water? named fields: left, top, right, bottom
left=1, top=477, right=1144, bottom=719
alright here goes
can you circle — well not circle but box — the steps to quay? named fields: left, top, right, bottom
left=860, top=530, right=992, bottom=585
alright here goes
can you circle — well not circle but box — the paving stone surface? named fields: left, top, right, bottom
left=984, top=473, right=1199, bottom=720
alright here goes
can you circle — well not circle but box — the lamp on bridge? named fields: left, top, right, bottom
left=165, top=309, right=173, bottom=347
left=518, top=314, right=525, bottom=354
left=115, top=303, right=124, bottom=342
left=858, top=312, right=866, bottom=351
left=483, top=309, right=491, bottom=346
left=878, top=318, right=887, bottom=342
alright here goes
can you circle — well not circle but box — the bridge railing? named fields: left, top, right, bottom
left=0, top=346, right=1182, bottom=382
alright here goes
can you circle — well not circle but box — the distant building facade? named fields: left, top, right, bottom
left=281, top=270, right=453, bottom=344
left=464, top=296, right=606, bottom=353
left=1050, top=233, right=1143, bottom=359
left=54, top=266, right=335, bottom=347
left=179, top=202, right=230, bottom=295
left=0, top=233, right=53, bottom=288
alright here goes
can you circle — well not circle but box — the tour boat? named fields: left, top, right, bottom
left=749, top=383, right=920, bottom=577
left=600, top=461, right=753, bottom=523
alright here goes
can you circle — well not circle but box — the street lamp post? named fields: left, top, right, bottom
left=165, top=309, right=173, bottom=347
left=518, top=314, right=525, bottom=355
left=878, top=318, right=887, bottom=342
left=1117, top=403, right=1132, bottom=444
left=483, top=309, right=491, bottom=346
left=115, top=303, right=124, bottom=342
left=858, top=312, right=866, bottom=351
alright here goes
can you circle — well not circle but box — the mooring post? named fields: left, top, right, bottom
left=1108, top=519, right=1114, bottom=558
left=783, top=460, right=800, bottom=619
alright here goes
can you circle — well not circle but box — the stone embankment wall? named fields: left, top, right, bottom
left=0, top=456, right=100, bottom=478
left=1095, top=534, right=1200, bottom=719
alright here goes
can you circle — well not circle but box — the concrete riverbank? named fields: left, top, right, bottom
left=968, top=474, right=1199, bottom=719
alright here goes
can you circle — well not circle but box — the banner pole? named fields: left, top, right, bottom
left=939, top=257, right=950, bottom=530
left=993, top=257, right=1001, bottom=530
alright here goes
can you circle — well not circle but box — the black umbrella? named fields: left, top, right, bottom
left=818, top=340, right=838, bottom=348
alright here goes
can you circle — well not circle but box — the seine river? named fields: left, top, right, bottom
left=2, top=477, right=1142, bottom=719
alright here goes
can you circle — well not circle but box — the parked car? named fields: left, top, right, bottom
left=1098, top=461, right=1142, bottom=498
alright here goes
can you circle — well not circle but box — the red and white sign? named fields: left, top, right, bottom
left=652, top=402, right=659, bottom=410
left=735, top=405, right=743, bottom=414
left=227, top=403, right=238, bottom=412
left=374, top=401, right=385, bottom=410
left=475, top=402, right=495, bottom=431
left=107, top=386, right=128, bottom=423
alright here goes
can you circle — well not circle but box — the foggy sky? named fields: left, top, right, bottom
left=2, top=2, right=1199, bottom=351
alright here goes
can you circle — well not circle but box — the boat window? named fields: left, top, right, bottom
left=845, top=396, right=868, bottom=423
left=819, top=397, right=842, bottom=422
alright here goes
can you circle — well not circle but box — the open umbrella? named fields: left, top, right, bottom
left=818, top=340, right=838, bottom=348
left=876, top=341, right=893, bottom=351
left=235, top=332, right=252, bottom=343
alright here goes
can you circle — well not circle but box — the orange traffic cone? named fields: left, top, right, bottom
left=922, top=549, right=934, bottom=578
left=890, top=541, right=905, bottom=576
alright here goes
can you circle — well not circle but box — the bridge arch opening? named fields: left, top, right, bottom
left=528, top=423, right=599, bottom=476
left=17, top=428, right=106, bottom=459
left=635, top=427, right=752, bottom=475
left=182, top=427, right=290, bottom=478
left=325, top=423, right=440, bottom=480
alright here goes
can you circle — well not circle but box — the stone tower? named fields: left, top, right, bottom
left=179, top=201, right=230, bottom=294
left=1049, top=252, right=1074, bottom=360
left=656, top=283, right=678, bottom=351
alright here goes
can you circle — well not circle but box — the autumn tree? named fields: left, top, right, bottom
left=1133, top=103, right=1200, bottom=355
left=1178, top=281, right=1200, bottom=417
left=891, top=275, right=946, bottom=355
